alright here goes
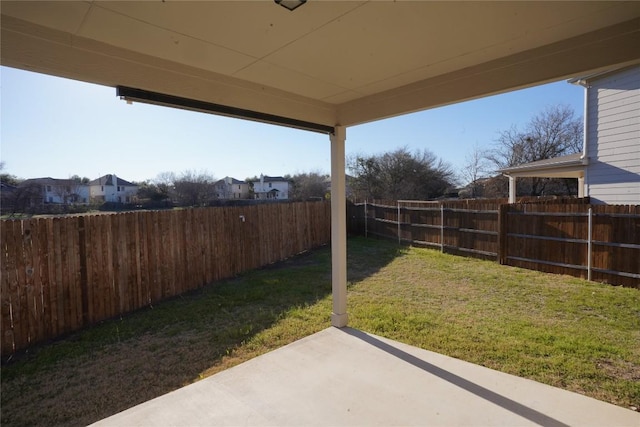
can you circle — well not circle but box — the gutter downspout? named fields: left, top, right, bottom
left=507, top=175, right=516, bottom=204
left=572, top=78, right=589, bottom=160
left=571, top=78, right=590, bottom=198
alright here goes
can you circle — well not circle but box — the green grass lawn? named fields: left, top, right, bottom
left=2, top=237, right=639, bottom=425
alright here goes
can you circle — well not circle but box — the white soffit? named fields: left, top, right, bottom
left=2, top=1, right=640, bottom=128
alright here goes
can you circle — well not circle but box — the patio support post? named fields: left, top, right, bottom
left=578, top=176, right=585, bottom=198
left=330, top=125, right=348, bottom=327
left=508, top=176, right=516, bottom=203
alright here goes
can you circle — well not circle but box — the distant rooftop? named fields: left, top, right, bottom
left=88, top=174, right=137, bottom=187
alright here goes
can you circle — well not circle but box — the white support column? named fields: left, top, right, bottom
left=330, top=126, right=348, bottom=328
left=508, top=176, right=516, bottom=203
left=578, top=176, right=585, bottom=198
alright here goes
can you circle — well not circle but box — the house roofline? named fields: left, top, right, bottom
left=498, top=154, right=589, bottom=179
left=568, top=62, right=640, bottom=86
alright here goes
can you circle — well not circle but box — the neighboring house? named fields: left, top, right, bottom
left=18, top=177, right=90, bottom=205
left=501, top=64, right=640, bottom=205
left=250, top=175, right=290, bottom=200
left=215, top=177, right=250, bottom=199
left=88, top=174, right=138, bottom=203
left=0, top=182, right=18, bottom=213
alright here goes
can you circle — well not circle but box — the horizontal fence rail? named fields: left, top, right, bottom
left=350, top=199, right=504, bottom=260
left=503, top=204, right=640, bottom=287
left=1, top=202, right=331, bottom=356
left=347, top=198, right=639, bottom=289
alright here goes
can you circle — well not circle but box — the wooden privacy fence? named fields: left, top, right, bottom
left=1, top=202, right=331, bottom=356
left=348, top=199, right=639, bottom=288
left=351, top=199, right=506, bottom=260
left=501, top=203, right=640, bottom=288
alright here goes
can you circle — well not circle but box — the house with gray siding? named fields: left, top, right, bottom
left=578, top=65, right=639, bottom=204
left=500, top=64, right=640, bottom=205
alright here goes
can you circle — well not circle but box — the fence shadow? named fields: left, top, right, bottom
left=0, top=236, right=404, bottom=427
left=343, top=328, right=571, bottom=427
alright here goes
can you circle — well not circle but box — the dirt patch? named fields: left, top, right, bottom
left=597, top=358, right=640, bottom=382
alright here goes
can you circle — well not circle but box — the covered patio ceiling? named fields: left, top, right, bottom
left=2, top=1, right=640, bottom=129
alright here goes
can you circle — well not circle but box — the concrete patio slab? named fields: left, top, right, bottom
left=92, top=327, right=639, bottom=426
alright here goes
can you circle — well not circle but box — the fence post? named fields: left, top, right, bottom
left=397, top=201, right=401, bottom=244
left=78, top=216, right=89, bottom=326
left=498, top=204, right=509, bottom=265
left=364, top=200, right=368, bottom=238
left=587, top=206, right=592, bottom=281
left=440, top=204, right=444, bottom=253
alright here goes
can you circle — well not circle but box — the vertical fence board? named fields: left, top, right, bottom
left=50, top=218, right=64, bottom=335
left=70, top=217, right=83, bottom=331
left=13, top=221, right=29, bottom=348
left=159, top=211, right=170, bottom=299
left=21, top=220, right=35, bottom=346
left=24, top=219, right=44, bottom=345
left=83, top=216, right=95, bottom=324
left=136, top=212, right=148, bottom=308
left=92, top=215, right=106, bottom=321
left=64, top=217, right=77, bottom=331
left=43, top=219, right=57, bottom=338
left=1, top=221, right=17, bottom=353
left=203, top=208, right=213, bottom=284
left=34, top=219, right=51, bottom=340
left=147, top=211, right=160, bottom=304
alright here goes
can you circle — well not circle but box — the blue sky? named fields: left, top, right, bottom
left=1, top=66, right=584, bottom=184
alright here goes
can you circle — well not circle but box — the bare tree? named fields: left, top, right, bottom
left=460, top=143, right=491, bottom=198
left=70, top=174, right=90, bottom=185
left=136, top=180, right=171, bottom=203
left=0, top=162, right=21, bottom=187
left=486, top=104, right=583, bottom=196
left=153, top=172, right=177, bottom=202
left=52, top=180, right=83, bottom=206
left=348, top=147, right=456, bottom=201
left=7, top=183, right=41, bottom=215
left=289, top=171, right=329, bottom=201
left=172, top=170, right=217, bottom=207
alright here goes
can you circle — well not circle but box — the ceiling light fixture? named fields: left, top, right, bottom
left=275, top=0, right=306, bottom=11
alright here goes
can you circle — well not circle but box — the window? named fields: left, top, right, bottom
left=269, top=183, right=272, bottom=188
left=101, top=186, right=104, bottom=191
left=46, top=185, right=52, bottom=192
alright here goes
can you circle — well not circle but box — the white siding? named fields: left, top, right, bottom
left=586, top=65, right=640, bottom=205
left=253, top=180, right=289, bottom=200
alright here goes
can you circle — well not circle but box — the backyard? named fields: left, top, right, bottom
left=1, top=236, right=639, bottom=426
